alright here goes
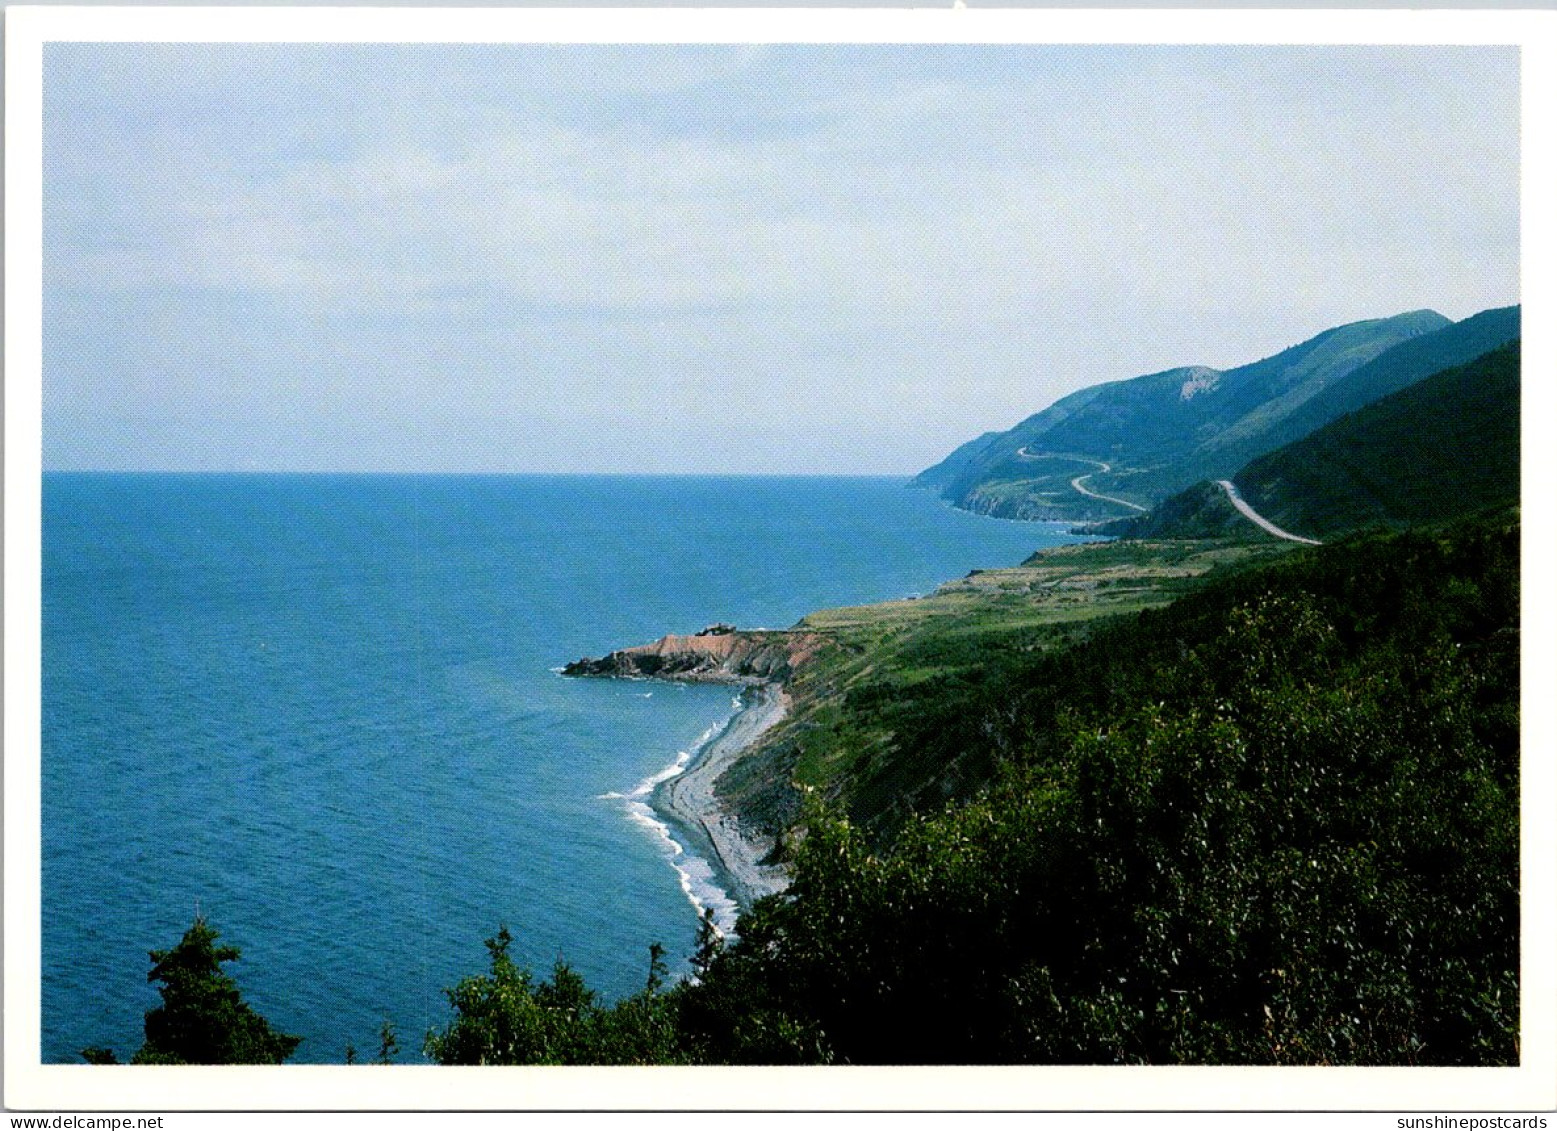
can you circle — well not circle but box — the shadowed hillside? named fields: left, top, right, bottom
left=1233, top=342, right=1519, bottom=538
left=1112, top=341, right=1519, bottom=543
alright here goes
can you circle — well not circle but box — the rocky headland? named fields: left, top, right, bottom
left=565, top=625, right=828, bottom=909
left=563, top=626, right=826, bottom=684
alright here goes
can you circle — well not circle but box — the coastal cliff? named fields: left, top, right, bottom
left=564, top=625, right=829, bottom=910
left=563, top=627, right=827, bottom=684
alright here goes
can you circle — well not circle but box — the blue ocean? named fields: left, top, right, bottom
left=41, top=473, right=1085, bottom=1063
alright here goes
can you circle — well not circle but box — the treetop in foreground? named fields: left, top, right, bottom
left=82, top=915, right=301, bottom=1065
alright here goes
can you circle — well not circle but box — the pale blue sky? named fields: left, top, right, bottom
left=43, top=44, right=1519, bottom=473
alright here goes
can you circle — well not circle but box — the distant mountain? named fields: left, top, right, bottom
left=913, top=429, right=1009, bottom=492
left=1234, top=341, right=1520, bottom=538
left=915, top=306, right=1518, bottom=521
left=1112, top=341, right=1520, bottom=541
left=1200, top=305, right=1520, bottom=476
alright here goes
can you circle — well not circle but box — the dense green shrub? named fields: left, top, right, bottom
left=676, top=517, right=1519, bottom=1064
left=422, top=927, right=688, bottom=1065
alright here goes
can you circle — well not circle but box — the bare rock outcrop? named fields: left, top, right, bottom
left=563, top=629, right=826, bottom=684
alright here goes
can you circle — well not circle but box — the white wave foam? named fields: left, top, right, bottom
left=626, top=748, right=692, bottom=798
left=618, top=798, right=740, bottom=935
left=599, top=712, right=746, bottom=935
left=619, top=711, right=726, bottom=800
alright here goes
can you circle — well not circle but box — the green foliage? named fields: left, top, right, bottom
left=422, top=926, right=689, bottom=1065
left=1102, top=479, right=1265, bottom=541
left=678, top=518, right=1519, bottom=1065
left=689, top=907, right=723, bottom=979
left=376, top=1019, right=399, bottom=1065
left=82, top=916, right=302, bottom=1065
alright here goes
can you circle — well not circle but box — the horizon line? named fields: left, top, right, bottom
left=40, top=468, right=926, bottom=479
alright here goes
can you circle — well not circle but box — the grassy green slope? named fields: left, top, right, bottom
left=1222, top=303, right=1519, bottom=467
left=1106, top=340, right=1520, bottom=543
left=1097, top=479, right=1249, bottom=541
left=918, top=307, right=1520, bottom=523
left=914, top=310, right=1450, bottom=519
left=715, top=538, right=1297, bottom=845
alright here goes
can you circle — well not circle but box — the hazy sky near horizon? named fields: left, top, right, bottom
left=43, top=43, right=1519, bottom=473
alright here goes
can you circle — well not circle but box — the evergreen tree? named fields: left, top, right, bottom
left=121, top=916, right=301, bottom=1064
left=376, top=1019, right=399, bottom=1065
left=689, top=908, right=724, bottom=979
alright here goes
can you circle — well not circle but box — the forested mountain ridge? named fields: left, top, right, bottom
left=915, top=305, right=1518, bottom=521
left=1233, top=341, right=1520, bottom=537
left=1110, top=340, right=1520, bottom=542
left=1217, top=304, right=1519, bottom=472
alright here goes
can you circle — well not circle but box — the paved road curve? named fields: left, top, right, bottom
left=1016, top=448, right=1148, bottom=513
left=1216, top=480, right=1322, bottom=546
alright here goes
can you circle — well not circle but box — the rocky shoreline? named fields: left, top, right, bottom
left=565, top=626, right=818, bottom=909
left=650, top=681, right=791, bottom=908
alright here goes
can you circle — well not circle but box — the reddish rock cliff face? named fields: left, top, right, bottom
left=563, top=630, right=826, bottom=683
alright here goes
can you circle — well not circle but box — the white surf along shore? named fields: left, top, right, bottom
left=596, top=680, right=790, bottom=938
left=568, top=630, right=815, bottom=934
left=649, top=681, right=792, bottom=920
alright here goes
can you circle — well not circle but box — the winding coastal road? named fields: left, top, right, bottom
left=1016, top=448, right=1148, bottom=513
left=1215, top=480, right=1322, bottom=546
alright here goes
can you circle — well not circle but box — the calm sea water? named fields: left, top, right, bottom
left=41, top=473, right=1086, bottom=1063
